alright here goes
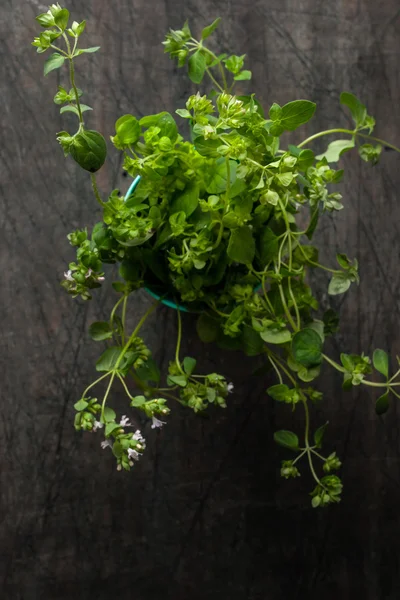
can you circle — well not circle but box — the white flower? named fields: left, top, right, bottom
left=119, top=415, right=132, bottom=427
left=93, top=420, right=104, bottom=432
left=64, top=270, right=74, bottom=281
left=85, top=268, right=93, bottom=278
left=127, top=448, right=140, bottom=461
left=227, top=382, right=234, bottom=393
left=151, top=416, right=166, bottom=429
left=97, top=275, right=105, bottom=282
left=132, top=429, right=145, bottom=443
left=101, top=439, right=112, bottom=450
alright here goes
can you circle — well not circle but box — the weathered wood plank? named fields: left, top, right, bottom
left=1, top=0, right=400, bottom=598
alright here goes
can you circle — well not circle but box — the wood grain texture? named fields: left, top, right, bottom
left=1, top=0, right=400, bottom=598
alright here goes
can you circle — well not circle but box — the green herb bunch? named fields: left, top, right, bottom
left=33, top=6, right=400, bottom=505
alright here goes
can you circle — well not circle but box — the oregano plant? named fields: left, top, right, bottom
left=33, top=5, right=400, bottom=507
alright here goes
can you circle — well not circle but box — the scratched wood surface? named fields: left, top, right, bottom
left=1, top=0, right=400, bottom=598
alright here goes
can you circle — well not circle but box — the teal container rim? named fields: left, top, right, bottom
left=125, top=175, right=190, bottom=312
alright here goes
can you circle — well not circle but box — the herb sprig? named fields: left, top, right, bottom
left=33, top=5, right=400, bottom=505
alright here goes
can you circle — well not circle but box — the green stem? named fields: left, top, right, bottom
left=110, top=295, right=125, bottom=332
left=101, top=371, right=116, bottom=420
left=90, top=173, right=106, bottom=208
left=389, top=366, right=400, bottom=383
left=117, top=373, right=135, bottom=400
left=225, top=157, right=231, bottom=213
left=201, top=45, right=228, bottom=91
left=205, top=67, right=224, bottom=92
left=310, top=448, right=327, bottom=462
left=268, top=355, right=283, bottom=384
left=322, top=353, right=346, bottom=373
left=302, top=397, right=324, bottom=487
left=297, top=128, right=355, bottom=149
left=297, top=244, right=339, bottom=274
left=81, top=372, right=111, bottom=399
left=292, top=449, right=307, bottom=465
left=100, top=300, right=160, bottom=419
left=278, top=284, right=298, bottom=331
left=66, top=53, right=84, bottom=123
left=323, top=353, right=400, bottom=387
left=50, top=44, right=69, bottom=57
left=298, top=128, right=400, bottom=154
left=121, top=295, right=128, bottom=345
left=356, top=132, right=400, bottom=153
left=175, top=307, right=184, bottom=373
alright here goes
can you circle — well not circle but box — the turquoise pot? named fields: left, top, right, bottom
left=124, top=175, right=190, bottom=312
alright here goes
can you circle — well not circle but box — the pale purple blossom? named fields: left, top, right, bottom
left=85, top=268, right=93, bottom=278
left=127, top=448, right=140, bottom=461
left=101, top=439, right=112, bottom=450
left=64, top=270, right=74, bottom=281
left=93, top=420, right=103, bottom=432
left=151, top=416, right=166, bottom=429
left=119, top=415, right=132, bottom=427
left=132, top=430, right=145, bottom=443
left=227, top=382, right=234, bottom=393
left=97, top=276, right=105, bottom=282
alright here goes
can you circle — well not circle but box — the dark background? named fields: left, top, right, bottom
left=1, top=0, right=400, bottom=598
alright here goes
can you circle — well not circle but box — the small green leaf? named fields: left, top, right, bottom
left=105, top=422, right=121, bottom=437
left=54, top=8, right=69, bottom=30
left=316, top=138, right=355, bottom=163
left=312, top=496, right=321, bottom=508
left=258, top=227, right=279, bottom=264
left=36, top=13, right=55, bottom=27
left=188, top=50, right=207, bottom=84
left=328, top=273, right=351, bottom=295
left=69, top=130, right=107, bottom=173
left=375, top=391, right=390, bottom=415
left=227, top=226, right=255, bottom=264
left=183, top=357, right=197, bottom=375
left=340, top=92, right=367, bottom=128
left=112, top=441, right=123, bottom=458
left=373, top=349, right=389, bottom=378
left=102, top=407, right=116, bottom=423
left=75, top=46, right=101, bottom=55
left=241, top=326, right=264, bottom=356
left=274, top=430, right=299, bottom=450
left=314, top=421, right=329, bottom=447
left=44, top=52, right=65, bottom=76
left=267, top=384, right=290, bottom=401
left=192, top=136, right=222, bottom=157
left=89, top=321, right=113, bottom=341
left=201, top=17, right=221, bottom=39
left=168, top=375, right=188, bottom=387
left=260, top=328, right=291, bottom=344
left=130, top=395, right=146, bottom=407
left=279, top=100, right=316, bottom=131
left=96, top=347, right=121, bottom=372
left=292, top=328, right=323, bottom=368
left=276, top=172, right=294, bottom=187
left=74, top=399, right=88, bottom=412
left=176, top=108, right=191, bottom=118
left=205, top=158, right=237, bottom=194
left=136, top=358, right=160, bottom=384
left=234, top=70, right=252, bottom=81
left=115, top=114, right=141, bottom=145
left=60, top=104, right=92, bottom=116
left=269, top=103, right=282, bottom=121
left=170, top=183, right=199, bottom=217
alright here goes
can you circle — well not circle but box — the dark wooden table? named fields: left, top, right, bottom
left=1, top=1, right=400, bottom=598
